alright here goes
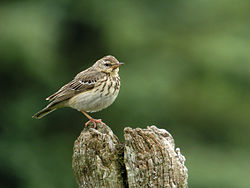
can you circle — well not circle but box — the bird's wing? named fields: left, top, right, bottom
left=46, top=70, right=105, bottom=103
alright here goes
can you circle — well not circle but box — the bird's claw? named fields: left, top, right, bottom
left=85, top=118, right=105, bottom=128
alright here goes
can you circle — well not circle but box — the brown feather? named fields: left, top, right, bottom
left=46, top=70, right=106, bottom=104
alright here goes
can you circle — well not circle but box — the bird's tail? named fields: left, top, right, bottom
left=32, top=106, right=56, bottom=119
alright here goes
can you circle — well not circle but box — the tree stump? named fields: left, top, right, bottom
left=72, top=123, right=188, bottom=188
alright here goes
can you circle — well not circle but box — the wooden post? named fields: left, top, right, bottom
left=72, top=123, right=188, bottom=188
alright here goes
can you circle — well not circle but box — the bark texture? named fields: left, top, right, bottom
left=124, top=126, right=188, bottom=188
left=72, top=123, right=188, bottom=188
left=72, top=123, right=126, bottom=188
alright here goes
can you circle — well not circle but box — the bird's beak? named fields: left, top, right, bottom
left=114, top=62, right=124, bottom=68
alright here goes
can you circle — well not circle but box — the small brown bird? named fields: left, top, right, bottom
left=33, top=55, right=123, bottom=127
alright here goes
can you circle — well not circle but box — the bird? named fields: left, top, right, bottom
left=32, top=55, right=123, bottom=127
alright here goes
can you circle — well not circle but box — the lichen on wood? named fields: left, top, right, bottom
left=124, top=126, right=188, bottom=188
left=72, top=123, right=126, bottom=188
left=72, top=123, right=188, bottom=188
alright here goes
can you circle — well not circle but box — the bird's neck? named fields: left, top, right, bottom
left=103, top=68, right=119, bottom=77
left=111, top=68, right=119, bottom=76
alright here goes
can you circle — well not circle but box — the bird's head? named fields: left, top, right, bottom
left=93, top=55, right=124, bottom=74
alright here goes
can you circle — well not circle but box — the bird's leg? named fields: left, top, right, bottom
left=81, top=110, right=105, bottom=128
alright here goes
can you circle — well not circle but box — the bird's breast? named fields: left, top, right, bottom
left=68, top=75, right=120, bottom=112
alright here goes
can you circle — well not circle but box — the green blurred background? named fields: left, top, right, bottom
left=0, top=0, right=249, bottom=187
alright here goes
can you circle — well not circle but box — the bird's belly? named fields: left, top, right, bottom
left=68, top=89, right=119, bottom=113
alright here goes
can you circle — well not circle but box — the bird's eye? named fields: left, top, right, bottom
left=104, top=62, right=111, bottom=67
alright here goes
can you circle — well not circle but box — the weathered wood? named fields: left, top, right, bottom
left=124, top=126, right=188, bottom=188
left=72, top=123, right=126, bottom=188
left=72, top=123, right=188, bottom=188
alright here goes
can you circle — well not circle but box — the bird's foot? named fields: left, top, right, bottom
left=85, top=118, right=105, bottom=128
